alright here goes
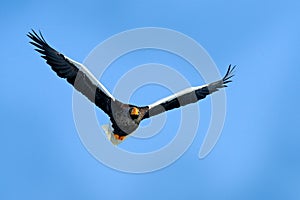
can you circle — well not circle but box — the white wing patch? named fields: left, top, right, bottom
left=65, top=56, right=116, bottom=101
left=148, top=84, right=208, bottom=109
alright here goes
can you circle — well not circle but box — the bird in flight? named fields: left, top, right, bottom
left=28, top=30, right=235, bottom=145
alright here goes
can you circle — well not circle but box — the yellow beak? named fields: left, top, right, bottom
left=131, top=107, right=139, bottom=116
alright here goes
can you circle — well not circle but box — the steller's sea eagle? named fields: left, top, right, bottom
left=28, top=30, right=235, bottom=145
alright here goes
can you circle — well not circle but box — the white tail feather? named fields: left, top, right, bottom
left=101, top=124, right=126, bottom=145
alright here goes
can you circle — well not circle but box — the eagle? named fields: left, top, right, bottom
left=28, top=30, right=235, bottom=145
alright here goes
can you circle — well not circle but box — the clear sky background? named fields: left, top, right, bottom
left=1, top=0, right=300, bottom=199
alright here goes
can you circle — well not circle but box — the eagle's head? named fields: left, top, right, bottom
left=129, top=107, right=140, bottom=120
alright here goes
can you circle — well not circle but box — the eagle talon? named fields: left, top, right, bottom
left=114, top=134, right=120, bottom=140
left=119, top=136, right=126, bottom=141
left=114, top=134, right=126, bottom=141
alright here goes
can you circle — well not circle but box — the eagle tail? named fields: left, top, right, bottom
left=101, top=124, right=125, bottom=145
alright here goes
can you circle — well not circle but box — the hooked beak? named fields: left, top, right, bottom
left=131, top=107, right=139, bottom=116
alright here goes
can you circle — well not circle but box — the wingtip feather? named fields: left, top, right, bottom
left=222, top=64, right=236, bottom=86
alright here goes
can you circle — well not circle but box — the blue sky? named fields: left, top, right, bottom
left=1, top=0, right=300, bottom=199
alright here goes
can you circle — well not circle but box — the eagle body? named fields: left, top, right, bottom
left=109, top=101, right=148, bottom=137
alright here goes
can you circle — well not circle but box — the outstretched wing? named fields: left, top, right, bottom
left=28, top=30, right=115, bottom=116
left=143, top=65, right=235, bottom=119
